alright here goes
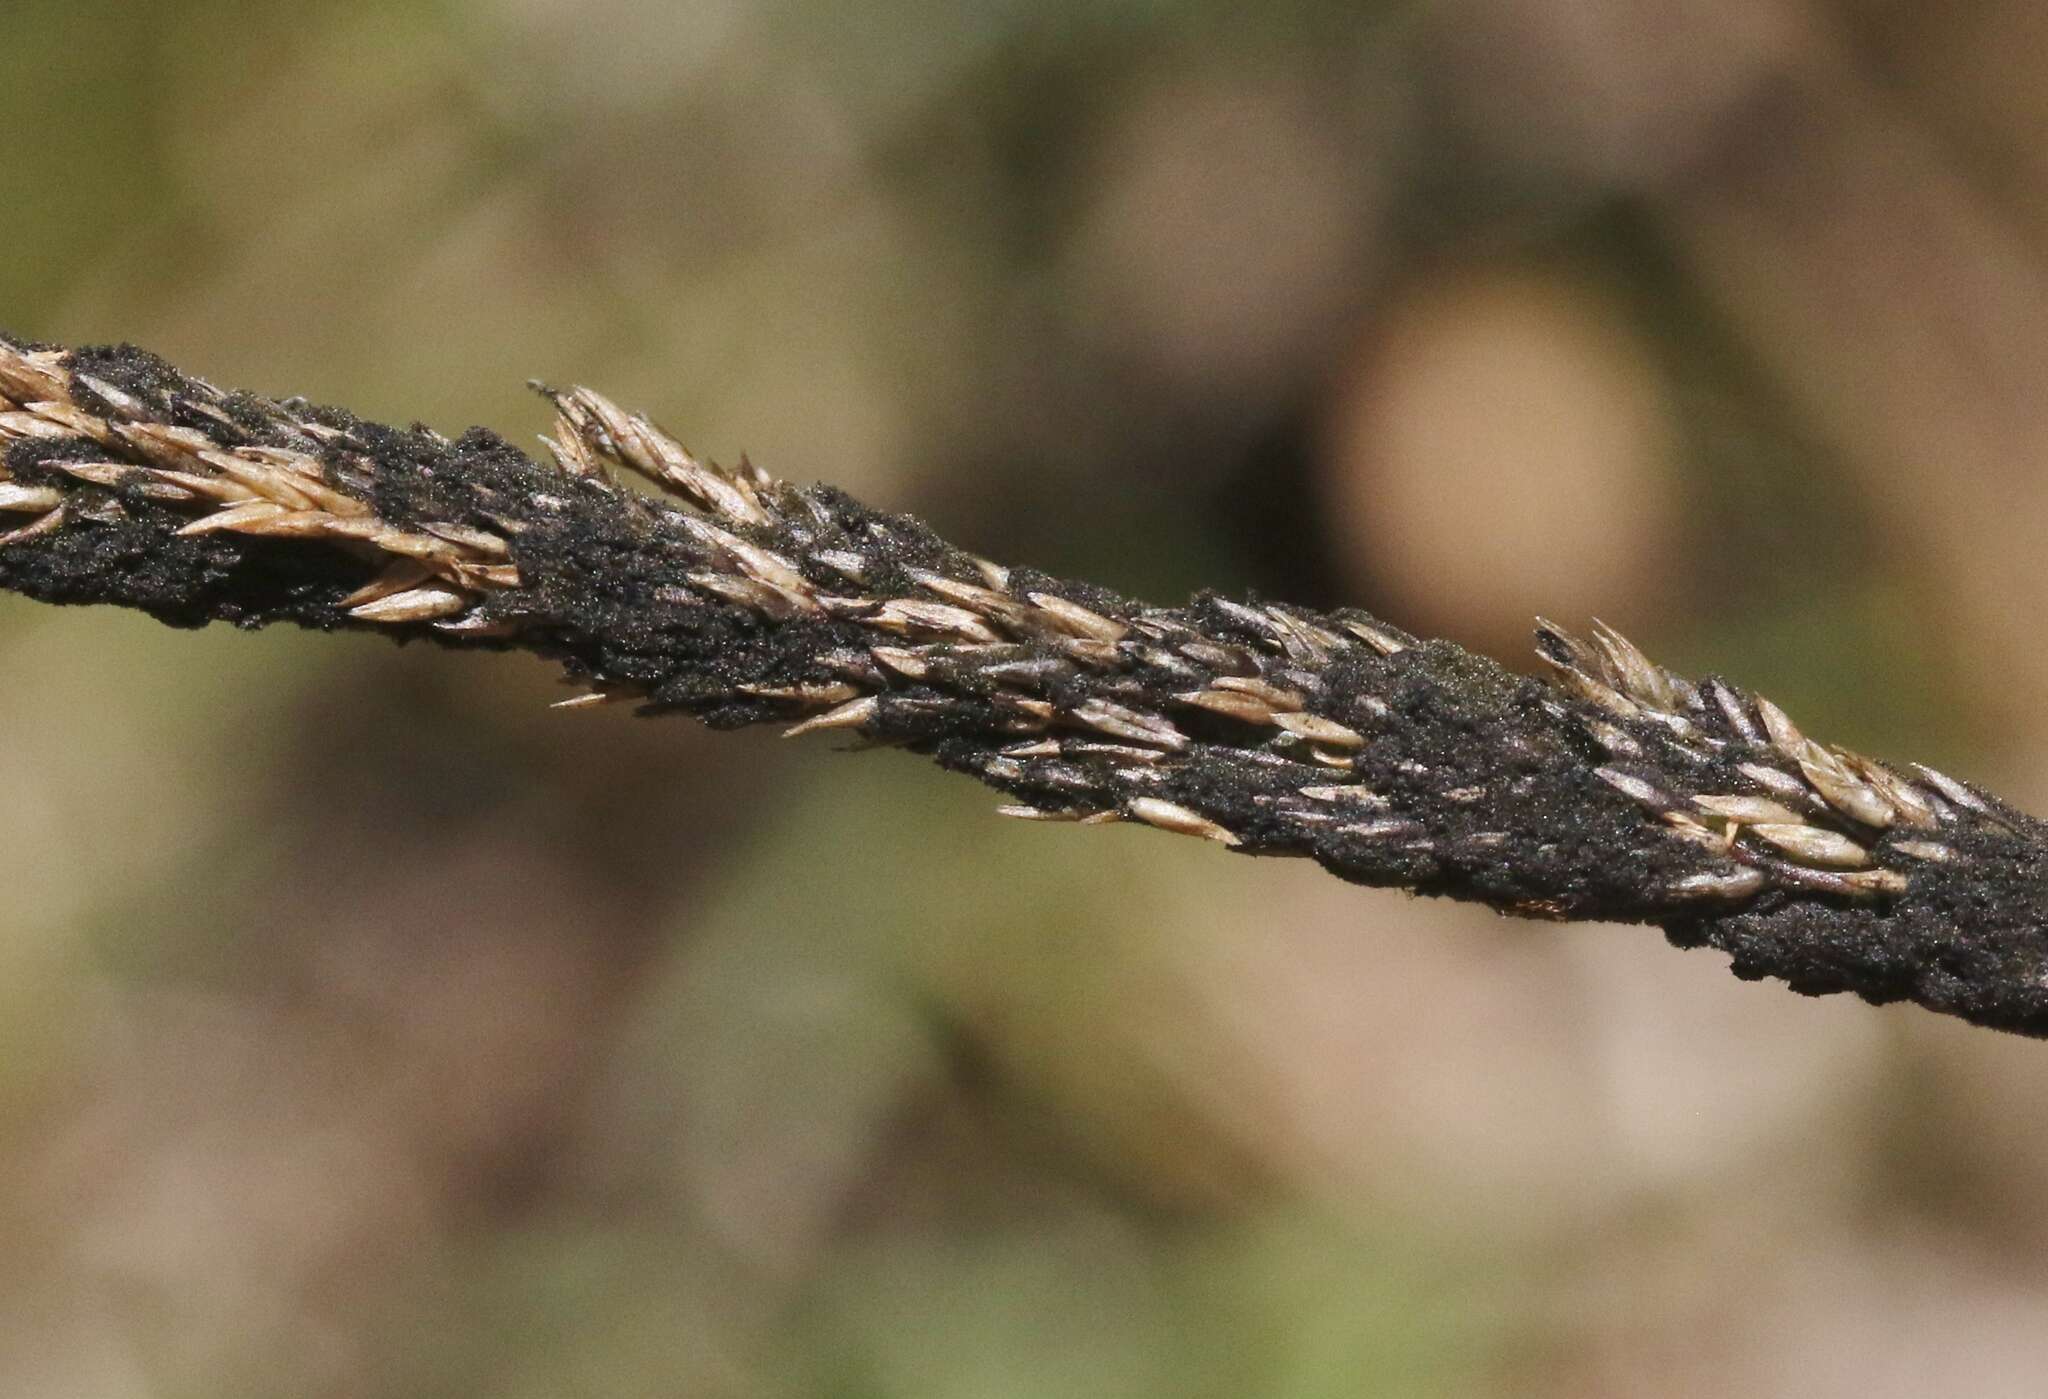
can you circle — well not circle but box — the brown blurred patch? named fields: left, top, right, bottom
left=1318, top=264, right=1683, bottom=654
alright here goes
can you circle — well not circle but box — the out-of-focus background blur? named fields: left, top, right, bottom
left=7, top=1, right=2048, bottom=1394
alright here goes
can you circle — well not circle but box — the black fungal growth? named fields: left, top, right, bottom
left=4, top=332, right=2048, bottom=1038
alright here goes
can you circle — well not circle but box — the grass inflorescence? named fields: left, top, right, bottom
left=5, top=332, right=2048, bottom=1036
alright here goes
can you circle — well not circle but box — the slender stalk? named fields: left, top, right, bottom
left=3, top=332, right=2046, bottom=1036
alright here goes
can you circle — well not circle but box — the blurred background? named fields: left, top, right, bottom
left=6, top=0, right=2048, bottom=1394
